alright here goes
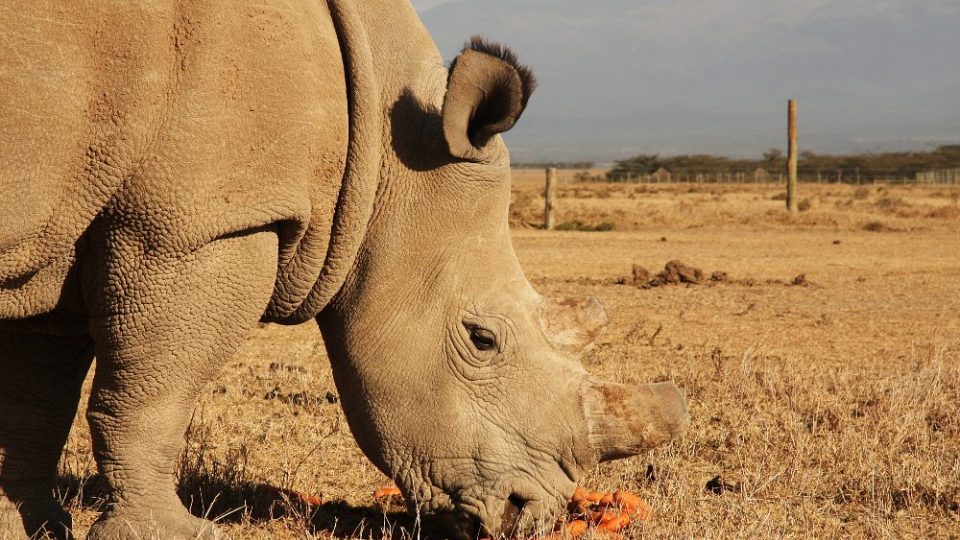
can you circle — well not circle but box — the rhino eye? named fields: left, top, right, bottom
left=467, top=325, right=498, bottom=352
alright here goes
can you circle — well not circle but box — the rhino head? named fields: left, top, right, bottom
left=318, top=37, right=689, bottom=539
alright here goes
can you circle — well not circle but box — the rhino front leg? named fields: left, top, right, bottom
left=83, top=226, right=278, bottom=540
left=0, top=328, right=94, bottom=540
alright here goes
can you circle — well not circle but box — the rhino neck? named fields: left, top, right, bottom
left=264, top=0, right=383, bottom=323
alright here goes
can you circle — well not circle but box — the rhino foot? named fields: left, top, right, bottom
left=86, top=509, right=229, bottom=540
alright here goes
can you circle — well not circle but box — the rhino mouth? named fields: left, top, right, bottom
left=424, top=508, right=483, bottom=540
left=423, top=498, right=538, bottom=540
left=415, top=480, right=570, bottom=540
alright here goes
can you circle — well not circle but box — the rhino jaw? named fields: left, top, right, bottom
left=582, top=378, right=690, bottom=461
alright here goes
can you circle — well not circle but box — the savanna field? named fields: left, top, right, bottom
left=56, top=174, right=960, bottom=539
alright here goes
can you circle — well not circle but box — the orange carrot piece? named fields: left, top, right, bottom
left=564, top=486, right=653, bottom=535
left=613, top=490, right=652, bottom=521
left=565, top=519, right=589, bottom=538
left=612, top=490, right=638, bottom=510
left=372, top=487, right=402, bottom=499
left=584, top=491, right=605, bottom=504
left=596, top=512, right=632, bottom=532
left=294, top=492, right=323, bottom=506
left=590, top=509, right=618, bottom=525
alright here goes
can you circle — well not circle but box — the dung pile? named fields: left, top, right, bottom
left=628, top=261, right=812, bottom=288
left=632, top=260, right=711, bottom=288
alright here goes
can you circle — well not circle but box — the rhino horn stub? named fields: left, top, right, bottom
left=582, top=379, right=689, bottom=462
left=537, top=296, right=609, bottom=354
left=573, top=296, right=608, bottom=339
left=442, top=36, right=536, bottom=160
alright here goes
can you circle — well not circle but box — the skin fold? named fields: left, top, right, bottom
left=0, top=1, right=688, bottom=539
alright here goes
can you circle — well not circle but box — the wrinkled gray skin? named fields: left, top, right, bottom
left=0, top=1, right=688, bottom=539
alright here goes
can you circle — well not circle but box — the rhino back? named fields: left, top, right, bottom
left=1, top=1, right=348, bottom=319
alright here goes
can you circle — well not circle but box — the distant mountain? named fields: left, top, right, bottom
left=415, top=0, right=960, bottom=162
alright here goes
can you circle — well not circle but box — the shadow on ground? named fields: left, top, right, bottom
left=54, top=472, right=422, bottom=539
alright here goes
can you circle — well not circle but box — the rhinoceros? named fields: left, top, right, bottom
left=0, top=1, right=689, bottom=538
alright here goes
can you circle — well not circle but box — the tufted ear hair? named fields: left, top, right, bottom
left=442, top=36, right=537, bottom=161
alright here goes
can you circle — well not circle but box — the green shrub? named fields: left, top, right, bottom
left=555, top=220, right=616, bottom=232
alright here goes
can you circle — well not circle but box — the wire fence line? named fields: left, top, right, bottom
left=595, top=168, right=960, bottom=185
left=915, top=168, right=960, bottom=185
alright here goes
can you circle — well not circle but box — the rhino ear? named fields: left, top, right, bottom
left=442, top=36, right=537, bottom=161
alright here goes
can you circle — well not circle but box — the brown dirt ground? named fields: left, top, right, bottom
left=58, top=178, right=960, bottom=539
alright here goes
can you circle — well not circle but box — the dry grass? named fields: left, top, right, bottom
left=509, top=175, right=960, bottom=234
left=55, top=178, right=960, bottom=539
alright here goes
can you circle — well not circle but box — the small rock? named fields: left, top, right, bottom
left=643, top=464, right=656, bottom=484
left=705, top=474, right=742, bottom=495
left=264, top=386, right=281, bottom=401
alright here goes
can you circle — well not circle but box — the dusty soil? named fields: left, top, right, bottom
left=58, top=179, right=960, bottom=539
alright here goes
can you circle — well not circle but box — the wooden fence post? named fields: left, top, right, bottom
left=544, top=167, right=556, bottom=230
left=786, top=99, right=798, bottom=212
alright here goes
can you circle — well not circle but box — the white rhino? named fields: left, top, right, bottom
left=0, top=1, right=689, bottom=538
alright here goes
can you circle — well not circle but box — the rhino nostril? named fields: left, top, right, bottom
left=508, top=493, right=528, bottom=509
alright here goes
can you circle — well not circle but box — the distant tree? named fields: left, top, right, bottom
left=604, top=146, right=959, bottom=183
left=512, top=161, right=595, bottom=169
left=606, top=154, right=661, bottom=180
left=840, top=156, right=868, bottom=182
left=935, top=145, right=960, bottom=157
left=763, top=147, right=785, bottom=170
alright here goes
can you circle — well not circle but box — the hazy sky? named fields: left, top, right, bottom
left=410, top=0, right=960, bottom=162
left=411, top=0, right=454, bottom=9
